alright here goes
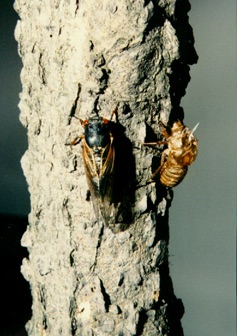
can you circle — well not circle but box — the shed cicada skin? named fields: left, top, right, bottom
left=145, top=120, right=198, bottom=187
left=68, top=111, right=116, bottom=224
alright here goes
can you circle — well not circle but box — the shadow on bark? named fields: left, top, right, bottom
left=158, top=1, right=197, bottom=333
left=105, top=0, right=197, bottom=331
left=157, top=261, right=185, bottom=336
left=169, top=0, right=198, bottom=124
left=110, top=119, right=136, bottom=231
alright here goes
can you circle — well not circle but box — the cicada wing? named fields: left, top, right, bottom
left=81, top=138, right=116, bottom=225
left=81, top=141, right=101, bottom=220
left=100, top=139, right=115, bottom=198
left=98, top=139, right=116, bottom=225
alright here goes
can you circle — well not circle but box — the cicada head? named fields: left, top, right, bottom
left=83, top=116, right=111, bottom=149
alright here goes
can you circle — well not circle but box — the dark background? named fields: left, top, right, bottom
left=0, top=0, right=235, bottom=335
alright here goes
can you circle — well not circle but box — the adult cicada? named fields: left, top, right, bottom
left=68, top=111, right=116, bottom=224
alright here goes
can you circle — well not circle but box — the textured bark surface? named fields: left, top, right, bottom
left=14, top=0, right=197, bottom=335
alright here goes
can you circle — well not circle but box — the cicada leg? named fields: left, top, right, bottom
left=67, top=135, right=83, bottom=147
left=150, top=149, right=168, bottom=180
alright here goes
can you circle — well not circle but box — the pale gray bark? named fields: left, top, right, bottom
left=14, top=0, right=197, bottom=335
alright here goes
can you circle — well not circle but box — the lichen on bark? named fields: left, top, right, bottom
left=14, top=0, right=197, bottom=335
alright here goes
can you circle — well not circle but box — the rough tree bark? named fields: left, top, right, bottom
left=14, top=0, right=197, bottom=335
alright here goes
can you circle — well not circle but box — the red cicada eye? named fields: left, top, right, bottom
left=102, top=118, right=110, bottom=125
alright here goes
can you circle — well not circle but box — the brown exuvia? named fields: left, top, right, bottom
left=145, top=120, right=199, bottom=187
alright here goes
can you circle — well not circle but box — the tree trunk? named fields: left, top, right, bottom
left=14, top=0, right=197, bottom=335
